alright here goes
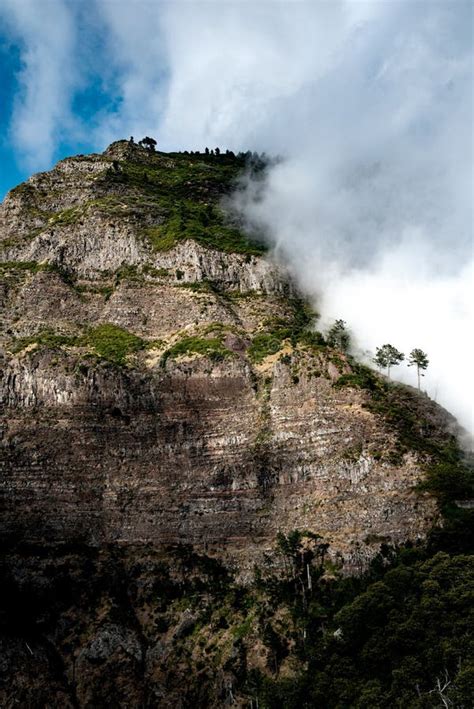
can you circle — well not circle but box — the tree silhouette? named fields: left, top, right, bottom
left=373, top=344, right=404, bottom=379
left=139, top=136, right=157, bottom=151
left=408, top=348, right=429, bottom=390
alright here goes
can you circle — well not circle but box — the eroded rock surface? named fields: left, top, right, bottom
left=0, top=142, right=460, bottom=707
left=0, top=142, right=447, bottom=567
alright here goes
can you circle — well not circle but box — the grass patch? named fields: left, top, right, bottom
left=0, top=260, right=54, bottom=274
left=247, top=298, right=324, bottom=363
left=107, top=150, right=249, bottom=201
left=144, top=225, right=177, bottom=251
left=143, top=200, right=265, bottom=255
left=248, top=333, right=283, bottom=363
left=10, top=329, right=79, bottom=354
left=334, top=363, right=383, bottom=393
left=86, top=324, right=144, bottom=365
left=10, top=323, right=145, bottom=366
left=161, top=335, right=230, bottom=365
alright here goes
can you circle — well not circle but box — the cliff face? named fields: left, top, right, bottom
left=2, top=347, right=440, bottom=566
left=1, top=142, right=463, bottom=705
left=0, top=141, right=447, bottom=568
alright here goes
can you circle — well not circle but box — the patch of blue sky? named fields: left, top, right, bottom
left=0, top=37, right=25, bottom=198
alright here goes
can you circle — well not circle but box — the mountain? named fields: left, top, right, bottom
left=1, top=141, right=472, bottom=707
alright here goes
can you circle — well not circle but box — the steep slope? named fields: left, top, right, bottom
left=0, top=140, right=458, bottom=566
left=1, top=141, right=471, bottom=707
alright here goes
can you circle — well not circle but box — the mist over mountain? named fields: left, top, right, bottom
left=2, top=0, right=472, bottom=433
left=1, top=139, right=473, bottom=707
left=1, top=1, right=474, bottom=703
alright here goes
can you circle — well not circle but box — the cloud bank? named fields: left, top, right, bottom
left=2, top=0, right=473, bottom=433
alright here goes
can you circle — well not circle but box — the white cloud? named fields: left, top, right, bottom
left=1, top=0, right=77, bottom=170
left=193, top=1, right=472, bottom=434
left=91, top=0, right=168, bottom=148
left=2, top=0, right=472, bottom=434
left=320, top=249, right=474, bottom=436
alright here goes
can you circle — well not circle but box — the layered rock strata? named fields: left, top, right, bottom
left=0, top=142, right=446, bottom=570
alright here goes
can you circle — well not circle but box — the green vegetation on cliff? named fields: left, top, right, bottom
left=143, top=200, right=264, bottom=255
left=2, top=142, right=267, bottom=257
left=104, top=145, right=267, bottom=255
left=11, top=328, right=79, bottom=353
left=249, top=530, right=474, bottom=708
left=10, top=323, right=145, bottom=366
left=248, top=297, right=325, bottom=362
left=161, top=333, right=232, bottom=365
left=335, top=361, right=474, bottom=509
left=85, top=324, right=144, bottom=364
left=2, top=140, right=472, bottom=708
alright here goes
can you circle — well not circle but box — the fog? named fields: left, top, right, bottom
left=2, top=0, right=473, bottom=433
left=156, top=0, right=472, bottom=435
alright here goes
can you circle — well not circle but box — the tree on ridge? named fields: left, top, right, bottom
left=373, top=344, right=404, bottom=379
left=408, top=348, right=429, bottom=390
left=139, top=136, right=157, bottom=151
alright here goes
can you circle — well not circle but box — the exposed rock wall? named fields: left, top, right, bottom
left=1, top=346, right=439, bottom=570
left=0, top=143, right=445, bottom=572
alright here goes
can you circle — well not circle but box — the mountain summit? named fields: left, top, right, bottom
left=0, top=142, right=471, bottom=706
left=0, top=138, right=450, bottom=562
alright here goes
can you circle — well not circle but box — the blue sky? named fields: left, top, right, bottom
left=0, top=0, right=177, bottom=200
left=0, top=34, right=30, bottom=198
left=0, top=1, right=129, bottom=198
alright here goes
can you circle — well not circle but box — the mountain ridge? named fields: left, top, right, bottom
left=1, top=141, right=472, bottom=707
left=0, top=140, right=466, bottom=566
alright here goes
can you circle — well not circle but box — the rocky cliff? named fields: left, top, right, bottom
left=0, top=141, right=467, bottom=706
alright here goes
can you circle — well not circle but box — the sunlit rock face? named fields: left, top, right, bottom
left=0, top=141, right=449, bottom=572
left=1, top=348, right=440, bottom=569
left=3, top=141, right=465, bottom=708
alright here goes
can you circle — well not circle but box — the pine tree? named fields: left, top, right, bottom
left=373, top=344, right=404, bottom=379
left=326, top=319, right=350, bottom=352
left=139, top=136, right=157, bottom=151
left=408, top=348, right=429, bottom=390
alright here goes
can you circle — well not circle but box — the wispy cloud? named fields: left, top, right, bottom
left=222, top=1, right=473, bottom=432
left=1, top=0, right=472, bottom=432
left=1, top=0, right=78, bottom=170
left=92, top=0, right=169, bottom=148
